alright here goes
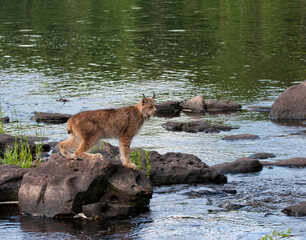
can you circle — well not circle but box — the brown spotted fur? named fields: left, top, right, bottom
left=58, top=95, right=156, bottom=170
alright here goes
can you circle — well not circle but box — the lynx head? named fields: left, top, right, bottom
left=139, top=92, right=157, bottom=120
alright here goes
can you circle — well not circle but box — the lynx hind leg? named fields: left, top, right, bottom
left=119, top=137, right=137, bottom=170
left=75, top=140, right=103, bottom=160
left=59, top=135, right=79, bottom=160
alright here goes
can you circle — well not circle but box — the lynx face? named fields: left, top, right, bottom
left=141, top=97, right=157, bottom=120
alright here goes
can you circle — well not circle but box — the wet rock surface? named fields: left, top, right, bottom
left=282, top=201, right=306, bottom=217
left=260, top=157, right=306, bottom=167
left=1, top=116, right=9, bottom=123
left=31, top=112, right=73, bottom=124
left=181, top=96, right=206, bottom=112
left=156, top=101, right=182, bottom=113
left=221, top=134, right=260, bottom=141
left=248, top=152, right=276, bottom=159
left=246, top=106, right=271, bottom=112
left=211, top=157, right=263, bottom=174
left=162, top=120, right=239, bottom=133
left=0, top=164, right=30, bottom=201
left=18, top=153, right=152, bottom=219
left=204, top=99, right=242, bottom=112
left=270, top=80, right=306, bottom=120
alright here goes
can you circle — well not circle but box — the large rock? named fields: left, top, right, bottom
left=0, top=133, right=49, bottom=159
left=270, top=80, right=306, bottom=120
left=54, top=142, right=227, bottom=185
left=260, top=157, right=306, bottom=168
left=221, top=134, right=260, bottom=141
left=182, top=96, right=206, bottom=112
left=211, top=157, right=263, bottom=174
left=0, top=134, right=36, bottom=158
left=31, top=112, right=73, bottom=124
left=156, top=101, right=182, bottom=113
left=162, top=120, right=238, bottom=133
left=18, top=153, right=152, bottom=219
left=204, top=99, right=242, bottom=112
left=282, top=201, right=306, bottom=217
left=132, top=150, right=227, bottom=185
left=0, top=164, right=29, bottom=201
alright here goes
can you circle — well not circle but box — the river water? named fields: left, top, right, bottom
left=0, top=0, right=305, bottom=239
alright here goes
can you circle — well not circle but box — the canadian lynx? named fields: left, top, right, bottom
left=59, top=93, right=157, bottom=170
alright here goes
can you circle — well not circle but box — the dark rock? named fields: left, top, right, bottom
left=162, top=120, right=239, bottom=133
left=220, top=202, right=247, bottom=210
left=282, top=201, right=306, bottom=217
left=0, top=134, right=36, bottom=158
left=205, top=99, right=242, bottom=112
left=156, top=101, right=182, bottom=113
left=18, top=153, right=152, bottom=219
left=211, top=157, right=263, bottom=174
left=260, top=157, right=306, bottom=168
left=31, top=112, right=73, bottom=124
left=270, top=80, right=306, bottom=120
left=1, top=116, right=9, bottom=123
left=221, top=134, right=260, bottom=141
left=248, top=153, right=276, bottom=160
left=55, top=141, right=227, bottom=186
left=222, top=189, right=237, bottom=194
left=182, top=96, right=205, bottom=112
left=247, top=106, right=271, bottom=112
left=141, top=151, right=227, bottom=185
left=0, top=164, right=30, bottom=201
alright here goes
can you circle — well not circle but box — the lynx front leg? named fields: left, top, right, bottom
left=119, top=137, right=137, bottom=170
left=59, top=135, right=79, bottom=160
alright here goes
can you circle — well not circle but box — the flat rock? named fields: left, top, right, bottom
left=31, top=112, right=73, bottom=124
left=282, top=201, right=306, bottom=217
left=18, top=153, right=152, bottom=219
left=221, top=134, right=260, bottom=141
left=162, top=120, right=239, bottom=133
left=211, top=157, right=263, bottom=174
left=270, top=80, right=306, bottom=120
left=0, top=164, right=30, bottom=201
left=260, top=157, right=306, bottom=168
left=204, top=99, right=242, bottom=112
left=248, top=153, right=276, bottom=160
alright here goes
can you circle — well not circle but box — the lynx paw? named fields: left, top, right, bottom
left=66, top=154, right=78, bottom=160
left=94, top=153, right=103, bottom=160
left=125, top=163, right=138, bottom=171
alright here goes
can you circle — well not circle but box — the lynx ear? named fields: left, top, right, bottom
left=142, top=94, right=147, bottom=99
left=152, top=92, right=155, bottom=99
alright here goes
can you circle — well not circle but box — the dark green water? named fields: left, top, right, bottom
left=0, top=0, right=305, bottom=239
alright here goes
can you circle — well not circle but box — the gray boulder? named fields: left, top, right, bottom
left=282, top=201, right=306, bottom=217
left=182, top=96, right=206, bottom=112
left=211, top=157, right=263, bottom=174
left=18, top=153, right=152, bottom=219
left=270, top=80, right=306, bottom=120
left=162, top=120, right=238, bottom=133
left=0, top=164, right=29, bottom=201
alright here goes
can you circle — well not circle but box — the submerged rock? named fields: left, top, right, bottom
left=156, top=101, right=182, bottom=113
left=162, top=120, right=238, bottom=133
left=221, top=134, right=260, bottom=141
left=211, top=157, right=263, bottom=174
left=248, top=153, right=276, bottom=160
left=260, top=157, right=306, bottom=168
left=282, top=201, right=306, bottom=217
left=31, top=112, right=73, bottom=124
left=1, top=116, right=9, bottom=123
left=204, top=99, right=242, bottom=112
left=270, top=80, right=306, bottom=120
left=18, top=153, right=152, bottom=219
left=0, top=164, right=29, bottom=201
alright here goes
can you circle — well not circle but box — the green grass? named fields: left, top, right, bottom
left=261, top=228, right=293, bottom=240
left=131, top=149, right=152, bottom=179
